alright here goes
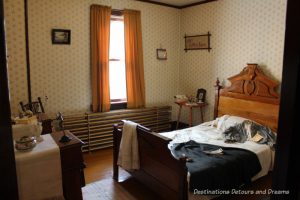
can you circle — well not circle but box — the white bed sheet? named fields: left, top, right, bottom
left=159, top=123, right=275, bottom=200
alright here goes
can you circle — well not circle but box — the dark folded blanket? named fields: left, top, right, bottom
left=170, top=140, right=261, bottom=191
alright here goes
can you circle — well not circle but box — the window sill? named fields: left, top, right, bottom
left=111, top=101, right=127, bottom=104
left=110, top=102, right=127, bottom=110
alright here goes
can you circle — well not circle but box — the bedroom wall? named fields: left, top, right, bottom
left=4, top=0, right=180, bottom=118
left=178, top=0, right=287, bottom=124
left=4, top=0, right=287, bottom=125
left=4, top=0, right=28, bottom=115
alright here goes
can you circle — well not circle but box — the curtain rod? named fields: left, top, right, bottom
left=112, top=9, right=123, bottom=16
left=112, top=9, right=123, bottom=12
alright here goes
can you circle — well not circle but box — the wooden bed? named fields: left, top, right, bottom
left=113, top=63, right=280, bottom=200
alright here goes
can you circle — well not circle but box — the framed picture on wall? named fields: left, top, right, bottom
left=52, top=29, right=71, bottom=44
left=196, top=88, right=206, bottom=103
left=156, top=48, right=167, bottom=60
left=184, top=32, right=211, bottom=52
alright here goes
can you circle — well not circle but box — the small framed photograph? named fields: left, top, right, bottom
left=196, top=88, right=206, bottom=103
left=52, top=29, right=71, bottom=44
left=156, top=48, right=167, bottom=60
left=184, top=32, right=211, bottom=52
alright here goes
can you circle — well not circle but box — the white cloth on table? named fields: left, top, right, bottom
left=117, top=120, right=140, bottom=170
left=15, top=134, right=63, bottom=200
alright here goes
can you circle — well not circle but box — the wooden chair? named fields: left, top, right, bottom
left=19, top=97, right=45, bottom=114
left=19, top=97, right=53, bottom=135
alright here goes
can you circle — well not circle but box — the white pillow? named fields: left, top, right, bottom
left=216, top=115, right=249, bottom=132
left=215, top=115, right=229, bottom=130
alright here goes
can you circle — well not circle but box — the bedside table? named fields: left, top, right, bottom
left=175, top=101, right=208, bottom=129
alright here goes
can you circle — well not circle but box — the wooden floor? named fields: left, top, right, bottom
left=83, top=148, right=162, bottom=200
left=82, top=148, right=272, bottom=200
left=83, top=147, right=114, bottom=184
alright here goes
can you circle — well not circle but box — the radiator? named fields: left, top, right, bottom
left=63, top=106, right=171, bottom=152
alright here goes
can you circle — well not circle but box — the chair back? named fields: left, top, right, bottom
left=20, top=97, right=45, bottom=114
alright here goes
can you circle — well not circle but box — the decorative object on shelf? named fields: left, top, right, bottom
left=187, top=95, right=197, bottom=103
left=15, top=136, right=37, bottom=151
left=53, top=112, right=72, bottom=143
left=184, top=32, right=211, bottom=52
left=196, top=88, right=206, bottom=103
left=174, top=94, right=188, bottom=103
left=156, top=48, right=167, bottom=60
left=18, top=111, right=25, bottom=119
left=25, top=110, right=33, bottom=117
left=52, top=29, right=71, bottom=44
left=12, top=122, right=42, bottom=141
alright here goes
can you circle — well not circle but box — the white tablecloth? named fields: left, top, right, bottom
left=15, top=134, right=64, bottom=200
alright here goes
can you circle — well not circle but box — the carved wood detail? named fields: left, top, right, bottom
left=214, top=64, right=280, bottom=130
left=214, top=78, right=222, bottom=119
left=221, top=64, right=280, bottom=104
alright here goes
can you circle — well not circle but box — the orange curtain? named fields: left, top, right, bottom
left=90, top=5, right=111, bottom=112
left=124, top=10, right=145, bottom=109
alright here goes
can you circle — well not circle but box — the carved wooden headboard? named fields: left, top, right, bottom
left=214, top=64, right=280, bottom=131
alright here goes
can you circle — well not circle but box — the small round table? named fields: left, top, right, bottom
left=175, top=101, right=208, bottom=129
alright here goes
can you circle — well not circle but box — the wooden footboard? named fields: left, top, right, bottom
left=113, top=123, right=188, bottom=200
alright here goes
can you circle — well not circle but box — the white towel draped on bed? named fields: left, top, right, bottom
left=117, top=120, right=140, bottom=170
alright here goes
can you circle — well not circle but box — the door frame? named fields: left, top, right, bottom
left=0, top=0, right=19, bottom=199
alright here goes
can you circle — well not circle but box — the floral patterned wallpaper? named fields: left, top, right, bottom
left=4, top=0, right=180, bottom=118
left=4, top=0, right=287, bottom=124
left=178, top=0, right=287, bottom=124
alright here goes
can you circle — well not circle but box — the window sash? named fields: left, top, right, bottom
left=109, top=17, right=127, bottom=104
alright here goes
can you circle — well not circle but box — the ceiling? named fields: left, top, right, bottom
left=149, top=0, right=206, bottom=7
left=136, top=0, right=217, bottom=9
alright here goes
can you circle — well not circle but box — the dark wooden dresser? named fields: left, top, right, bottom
left=51, top=131, right=85, bottom=200
left=36, top=113, right=53, bottom=134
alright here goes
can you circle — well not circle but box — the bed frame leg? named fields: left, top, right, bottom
left=113, top=146, right=119, bottom=181
left=113, top=125, right=120, bottom=181
left=113, top=162, right=118, bottom=181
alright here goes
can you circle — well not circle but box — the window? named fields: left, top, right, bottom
left=91, top=7, right=145, bottom=112
left=109, top=15, right=127, bottom=105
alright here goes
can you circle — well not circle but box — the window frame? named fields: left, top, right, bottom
left=109, top=11, right=127, bottom=109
